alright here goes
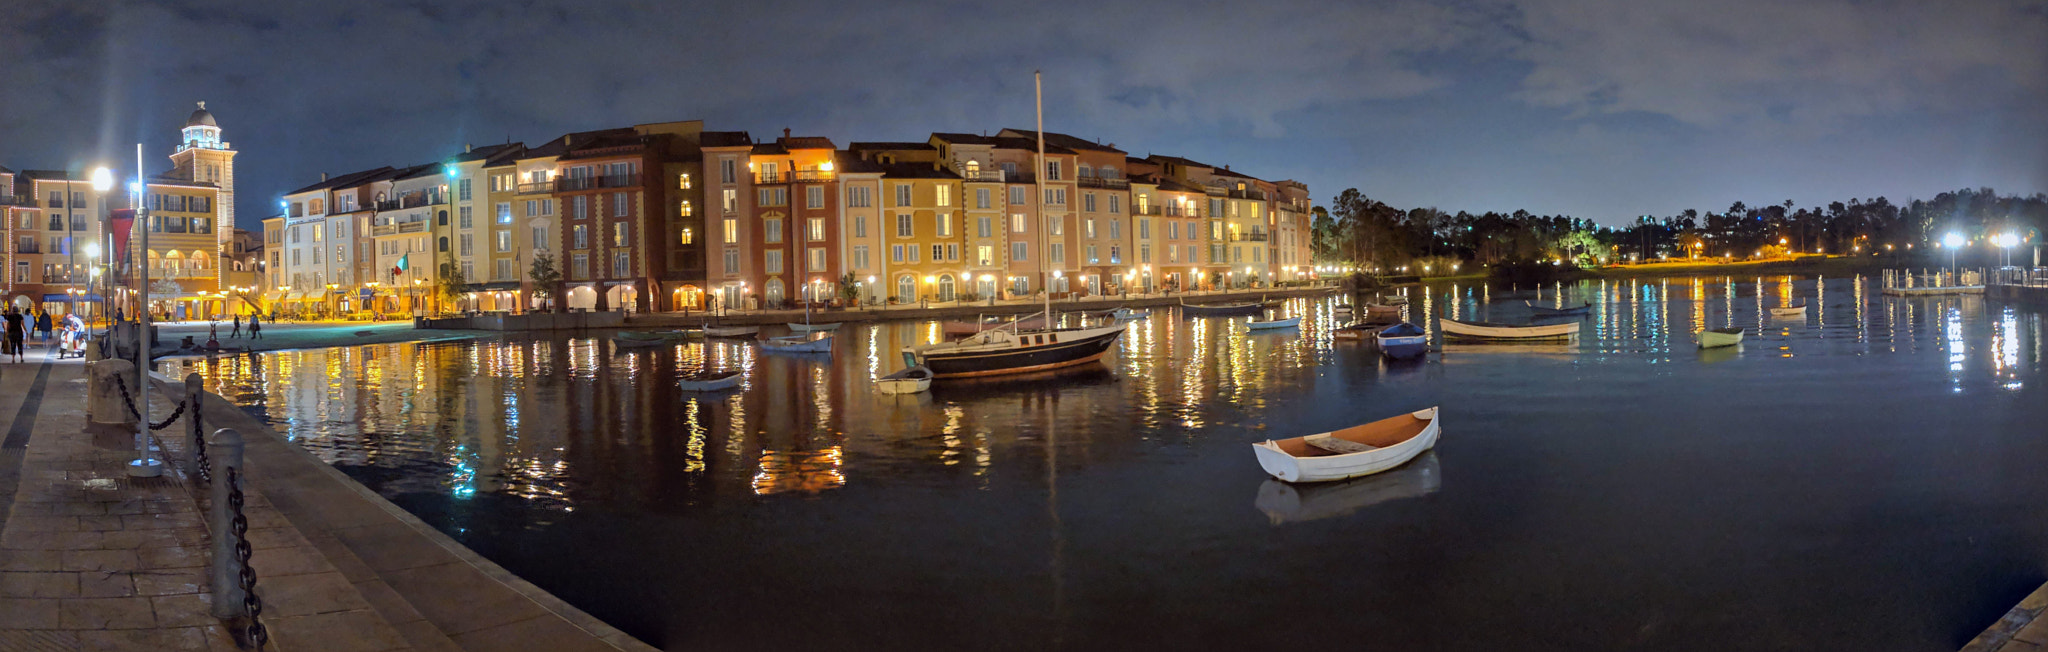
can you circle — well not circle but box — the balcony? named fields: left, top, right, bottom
left=794, top=170, right=836, bottom=183
left=1230, top=232, right=1270, bottom=242
left=1076, top=176, right=1129, bottom=189
left=15, top=243, right=39, bottom=254
left=557, top=174, right=637, bottom=191
left=1136, top=206, right=1162, bottom=216
left=1230, top=189, right=1268, bottom=201
left=1204, top=185, right=1226, bottom=196
left=0, top=196, right=30, bottom=206
left=957, top=168, right=1006, bottom=183
left=516, top=182, right=553, bottom=195
left=371, top=221, right=428, bottom=237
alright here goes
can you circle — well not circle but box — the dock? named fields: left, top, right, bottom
left=1961, top=581, right=2048, bottom=652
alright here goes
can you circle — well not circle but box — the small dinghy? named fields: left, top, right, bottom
left=678, top=370, right=743, bottom=392
left=1376, top=322, right=1428, bottom=360
left=1361, top=304, right=1404, bottom=321
left=613, top=332, right=670, bottom=348
left=1252, top=407, right=1441, bottom=483
left=1696, top=327, right=1744, bottom=349
left=1246, top=316, right=1301, bottom=330
left=1180, top=301, right=1264, bottom=317
left=876, top=366, right=933, bottom=395
left=1333, top=323, right=1374, bottom=341
left=1769, top=304, right=1806, bottom=317
left=1525, top=300, right=1593, bottom=317
left=1439, top=317, right=1579, bottom=341
left=787, top=321, right=842, bottom=332
left=704, top=325, right=759, bottom=338
left=762, top=333, right=833, bottom=354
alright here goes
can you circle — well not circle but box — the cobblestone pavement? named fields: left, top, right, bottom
left=1964, top=583, right=2048, bottom=652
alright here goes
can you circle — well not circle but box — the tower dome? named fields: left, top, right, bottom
left=186, top=101, right=217, bottom=128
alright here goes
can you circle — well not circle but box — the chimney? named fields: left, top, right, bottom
left=564, top=134, right=573, bottom=147
left=783, top=127, right=792, bottom=140
left=465, top=143, right=473, bottom=153
left=320, top=172, right=328, bottom=181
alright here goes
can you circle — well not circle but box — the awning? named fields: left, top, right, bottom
left=283, top=292, right=303, bottom=302
left=43, top=293, right=106, bottom=302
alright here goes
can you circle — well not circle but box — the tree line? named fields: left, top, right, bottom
left=1313, top=187, right=2048, bottom=271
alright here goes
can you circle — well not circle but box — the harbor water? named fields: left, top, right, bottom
left=172, top=275, right=2048, bottom=651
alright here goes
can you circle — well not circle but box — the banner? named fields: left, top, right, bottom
left=109, top=209, right=135, bottom=259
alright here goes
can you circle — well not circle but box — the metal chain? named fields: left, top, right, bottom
left=192, top=431, right=212, bottom=484
left=111, top=375, right=187, bottom=431
left=227, top=467, right=269, bottom=648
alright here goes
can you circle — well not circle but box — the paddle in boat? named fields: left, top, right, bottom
left=703, top=325, right=759, bottom=339
left=1438, top=317, right=1579, bottom=341
left=1180, top=300, right=1264, bottom=317
left=1696, top=327, right=1744, bottom=349
left=1376, top=322, right=1428, bottom=360
left=1252, top=407, right=1441, bottom=483
left=1525, top=300, right=1593, bottom=317
left=762, top=333, right=833, bottom=354
left=1245, top=315, right=1301, bottom=330
left=876, top=366, right=934, bottom=395
left=678, top=370, right=743, bottom=392
left=1769, top=303, right=1806, bottom=317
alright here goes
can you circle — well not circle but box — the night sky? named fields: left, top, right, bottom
left=3, top=0, right=2045, bottom=230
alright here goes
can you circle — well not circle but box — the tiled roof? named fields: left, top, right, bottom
left=19, top=170, right=78, bottom=182
left=779, top=136, right=835, bottom=150
left=930, top=132, right=997, bottom=145
left=1212, top=167, right=1263, bottom=182
left=1147, top=155, right=1215, bottom=170
left=454, top=142, right=521, bottom=164
left=286, top=166, right=397, bottom=195
left=392, top=164, right=442, bottom=181
left=849, top=141, right=936, bottom=152
left=879, top=162, right=961, bottom=180
left=998, top=129, right=1126, bottom=154
left=700, top=131, right=753, bottom=148
left=1152, top=177, right=1204, bottom=193
left=833, top=151, right=884, bottom=173
left=990, top=136, right=1077, bottom=155
left=751, top=142, right=789, bottom=156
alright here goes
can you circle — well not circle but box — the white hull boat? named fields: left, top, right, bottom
left=1246, top=316, right=1301, bottom=330
left=1769, top=304, right=1806, bottom=317
left=704, top=326, right=759, bottom=338
left=762, top=334, right=833, bottom=353
left=876, top=366, right=933, bottom=395
left=787, top=322, right=843, bottom=332
left=1439, top=317, right=1578, bottom=341
left=1253, top=407, right=1440, bottom=483
left=1697, top=327, right=1744, bottom=348
left=678, top=371, right=743, bottom=392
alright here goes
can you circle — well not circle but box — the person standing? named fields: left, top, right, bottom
left=230, top=314, right=242, bottom=339
left=34, top=310, right=51, bottom=344
left=3, top=309, right=24, bottom=362
left=248, top=313, right=262, bottom=340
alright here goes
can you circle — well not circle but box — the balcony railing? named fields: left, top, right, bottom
left=958, top=169, right=1006, bottom=183
left=371, top=221, right=428, bottom=237
left=558, top=174, right=638, bottom=191
left=1204, top=185, right=1226, bottom=196
left=1230, top=232, right=1270, bottom=242
left=1230, top=189, right=1268, bottom=201
left=516, top=182, right=553, bottom=195
left=0, top=196, right=30, bottom=206
left=794, top=170, right=836, bottom=183
left=1076, top=176, right=1129, bottom=189
left=1136, top=206, right=1161, bottom=216
left=15, top=244, right=39, bottom=254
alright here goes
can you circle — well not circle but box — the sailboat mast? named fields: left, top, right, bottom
left=1036, top=70, right=1052, bottom=324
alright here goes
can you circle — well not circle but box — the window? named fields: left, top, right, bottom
left=1048, top=216, right=1063, bottom=236
left=808, top=247, right=826, bottom=272
left=1169, top=222, right=1180, bottom=240
left=723, top=218, right=738, bottom=244
left=935, top=185, right=951, bottom=207
left=723, top=249, right=739, bottom=272
left=936, top=214, right=952, bottom=237
left=1009, top=187, right=1026, bottom=205
left=720, top=158, right=737, bottom=184
left=765, top=218, right=783, bottom=244
left=1012, top=242, right=1027, bottom=262
left=908, top=245, right=919, bottom=262
left=679, top=200, right=693, bottom=217
left=1084, top=193, right=1096, bottom=212
left=807, top=217, right=825, bottom=242
left=722, top=189, right=737, bottom=213
left=1043, top=188, right=1067, bottom=205
left=613, top=252, right=630, bottom=278
left=853, top=245, right=869, bottom=270
left=898, top=276, right=916, bottom=303
left=459, top=234, right=474, bottom=256
left=757, top=187, right=787, bottom=207
left=1139, top=219, right=1151, bottom=240
left=614, top=222, right=630, bottom=247
left=459, top=206, right=473, bottom=229
left=497, top=231, right=512, bottom=252
left=496, top=259, right=513, bottom=280
left=571, top=196, right=588, bottom=219
left=977, top=245, right=993, bottom=266
left=854, top=215, right=867, bottom=238
left=532, top=226, right=549, bottom=251
left=764, top=249, right=783, bottom=273
left=848, top=186, right=871, bottom=207
left=896, top=213, right=913, bottom=238
left=573, top=225, right=588, bottom=249
left=976, top=188, right=990, bottom=209
left=312, top=225, right=323, bottom=243
left=1011, top=214, right=1026, bottom=233
left=1110, top=220, right=1121, bottom=240
left=891, top=244, right=905, bottom=263
left=679, top=227, right=694, bottom=245
left=1110, top=246, right=1121, bottom=264
left=1051, top=243, right=1065, bottom=263
left=931, top=244, right=944, bottom=261
left=1140, top=245, right=1150, bottom=263
left=977, top=216, right=992, bottom=238
left=612, top=192, right=629, bottom=217
left=458, top=179, right=472, bottom=201
left=1087, top=245, right=1099, bottom=264
left=1110, top=194, right=1121, bottom=214
left=460, top=261, right=474, bottom=280
left=806, top=186, right=824, bottom=209
left=678, top=173, right=691, bottom=190
left=946, top=243, right=958, bottom=261
left=1085, top=218, right=1096, bottom=239
left=938, top=275, right=955, bottom=301
left=1232, top=246, right=1242, bottom=263
left=894, top=184, right=912, bottom=207
left=571, top=254, right=590, bottom=278
left=1046, top=160, right=1061, bottom=180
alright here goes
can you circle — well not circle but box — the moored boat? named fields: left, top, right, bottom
left=1252, top=407, right=1441, bottom=483
left=1362, top=304, right=1404, bottom=321
left=1769, top=304, right=1806, bottom=317
left=1438, top=317, right=1579, bottom=341
left=1246, top=316, right=1301, bottom=330
left=1525, top=300, right=1593, bottom=317
left=704, top=325, right=759, bottom=338
left=662, top=328, right=704, bottom=340
left=612, top=332, right=670, bottom=348
left=1333, top=323, right=1374, bottom=341
left=1376, top=322, right=1428, bottom=360
left=786, top=322, right=843, bottom=332
left=906, top=321, right=1127, bottom=378
left=876, top=366, right=934, bottom=395
left=677, top=370, right=743, bottom=392
left=1180, top=301, right=1264, bottom=317
left=1696, top=327, right=1744, bottom=349
left=762, top=333, right=833, bottom=353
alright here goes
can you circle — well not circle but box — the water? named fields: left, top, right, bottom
left=170, top=275, right=2048, bottom=651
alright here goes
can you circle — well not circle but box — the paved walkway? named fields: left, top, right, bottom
left=0, top=343, right=654, bottom=651
left=1964, top=582, right=2048, bottom=652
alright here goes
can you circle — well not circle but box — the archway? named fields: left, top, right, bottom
left=937, top=274, right=956, bottom=302
left=764, top=278, right=785, bottom=307
left=896, top=275, right=916, bottom=304
left=567, top=285, right=598, bottom=311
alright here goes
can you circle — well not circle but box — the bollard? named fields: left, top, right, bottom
left=209, top=427, right=248, bottom=619
left=184, top=374, right=204, bottom=479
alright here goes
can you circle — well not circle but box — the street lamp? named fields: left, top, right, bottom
left=1943, top=232, right=1964, bottom=278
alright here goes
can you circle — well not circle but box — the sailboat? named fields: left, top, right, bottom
left=786, top=296, right=841, bottom=332
left=903, top=72, right=1127, bottom=379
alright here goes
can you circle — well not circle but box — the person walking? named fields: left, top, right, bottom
left=3, top=309, right=24, bottom=362
left=34, top=310, right=51, bottom=344
left=230, top=314, right=242, bottom=339
left=248, top=313, right=262, bottom=340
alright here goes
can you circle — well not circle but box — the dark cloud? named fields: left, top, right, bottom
left=1, top=0, right=2044, bottom=227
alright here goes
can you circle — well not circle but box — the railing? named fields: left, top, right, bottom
left=556, top=174, right=637, bottom=191
left=1135, top=206, right=1161, bottom=216
left=516, top=182, right=553, bottom=195
left=1230, top=189, right=1268, bottom=201
left=0, top=195, right=30, bottom=206
left=1204, top=185, right=1226, bottom=196
left=15, top=244, right=38, bottom=254
left=1230, top=232, right=1270, bottom=242
left=371, top=221, right=427, bottom=237
left=794, top=170, right=835, bottom=183
left=959, top=169, right=1006, bottom=183
left=1076, top=177, right=1129, bottom=189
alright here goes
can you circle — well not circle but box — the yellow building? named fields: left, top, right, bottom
left=874, top=162, right=965, bottom=305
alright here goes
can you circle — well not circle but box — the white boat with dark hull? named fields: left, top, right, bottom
left=1769, top=304, right=1807, bottom=317
left=1438, top=317, right=1579, bottom=341
left=786, top=321, right=843, bottom=333
left=906, top=321, right=1127, bottom=379
left=678, top=371, right=743, bottom=392
left=1246, top=316, right=1301, bottom=330
left=703, top=325, right=759, bottom=339
left=1180, top=301, right=1264, bottom=317
left=876, top=366, right=933, bottom=395
left=762, top=333, right=833, bottom=354
left=1253, top=407, right=1441, bottom=483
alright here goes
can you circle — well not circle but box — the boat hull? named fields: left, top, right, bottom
left=704, top=326, right=759, bottom=338
left=1697, top=329, right=1744, bottom=348
left=1253, top=408, right=1440, bottom=483
left=914, top=325, right=1125, bottom=378
left=762, top=336, right=833, bottom=353
left=1378, top=335, right=1428, bottom=359
left=1247, top=317, right=1301, bottom=330
left=877, top=378, right=931, bottom=394
left=678, top=373, right=743, bottom=391
left=1769, top=306, right=1806, bottom=317
left=1181, top=303, right=1263, bottom=317
left=1439, top=317, right=1579, bottom=341
left=787, top=322, right=843, bottom=332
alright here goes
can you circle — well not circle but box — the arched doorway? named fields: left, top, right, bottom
left=977, top=275, right=996, bottom=300
left=606, top=284, right=638, bottom=312
left=567, top=285, right=597, bottom=311
left=673, top=285, right=703, bottom=311
left=764, top=278, right=785, bottom=307
left=896, top=275, right=916, bottom=304
left=937, top=274, right=956, bottom=302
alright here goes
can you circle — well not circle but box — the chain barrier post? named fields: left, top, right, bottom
left=184, top=374, right=205, bottom=480
left=210, top=427, right=247, bottom=619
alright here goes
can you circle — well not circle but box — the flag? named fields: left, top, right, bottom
left=110, top=209, right=135, bottom=259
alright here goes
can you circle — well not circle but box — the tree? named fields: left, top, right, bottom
left=839, top=272, right=861, bottom=306
left=437, top=265, right=469, bottom=316
left=529, top=254, right=564, bottom=313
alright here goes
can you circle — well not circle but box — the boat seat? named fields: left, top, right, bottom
left=1304, top=434, right=1377, bottom=455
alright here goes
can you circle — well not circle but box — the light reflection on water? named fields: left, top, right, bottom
left=169, top=275, right=2048, bottom=651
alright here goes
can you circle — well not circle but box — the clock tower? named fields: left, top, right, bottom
left=166, top=101, right=237, bottom=290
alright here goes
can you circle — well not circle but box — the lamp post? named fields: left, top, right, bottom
left=1943, top=232, right=1964, bottom=283
left=127, top=145, right=159, bottom=478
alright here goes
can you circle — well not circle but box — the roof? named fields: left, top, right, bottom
left=0, top=165, right=13, bottom=174
left=392, top=164, right=442, bottom=181
left=998, top=129, right=1125, bottom=154
left=1151, top=177, right=1203, bottom=193
left=522, top=127, right=636, bottom=160
left=990, top=136, right=1077, bottom=155
left=1212, top=167, right=1263, bottom=182
left=19, top=170, right=78, bottom=181
left=849, top=142, right=936, bottom=153
left=559, top=129, right=646, bottom=160
left=1147, top=155, right=1215, bottom=170
left=878, top=163, right=961, bottom=180
left=929, top=133, right=997, bottom=146
left=186, top=102, right=217, bottom=128
left=700, top=131, right=753, bottom=148
left=832, top=151, right=884, bottom=174
left=780, top=136, right=835, bottom=150
left=286, top=166, right=397, bottom=195
left=453, top=142, right=521, bottom=164
left=750, top=142, right=788, bottom=156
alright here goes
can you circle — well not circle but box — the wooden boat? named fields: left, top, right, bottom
left=1696, top=327, right=1744, bottom=349
left=1525, top=300, right=1593, bottom=317
left=677, top=370, right=743, bottom=392
left=1252, top=407, right=1441, bottom=483
left=1180, top=300, right=1264, bottom=317
left=1769, top=304, right=1806, bottom=317
left=1438, top=317, right=1579, bottom=341
left=1246, top=316, right=1301, bottom=330
left=907, top=321, right=1127, bottom=378
left=1362, top=304, right=1404, bottom=321
left=1379, top=295, right=1409, bottom=306
left=1376, top=322, right=1428, bottom=360
left=612, top=332, right=670, bottom=348
left=1333, top=323, right=1374, bottom=341
left=876, top=366, right=933, bottom=395
left=762, top=333, right=833, bottom=354
left=1255, top=453, right=1440, bottom=525
left=703, top=325, right=759, bottom=338
left=786, top=321, right=843, bottom=332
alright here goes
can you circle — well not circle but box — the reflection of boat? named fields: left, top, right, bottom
left=1255, top=453, right=1441, bottom=524
left=876, top=366, right=933, bottom=395
left=1376, top=322, right=1428, bottom=360
left=1180, top=301, right=1264, bottom=317
left=1246, top=316, right=1300, bottom=330
left=612, top=332, right=669, bottom=348
left=1439, top=317, right=1578, bottom=341
left=786, top=322, right=842, bottom=332
left=751, top=447, right=846, bottom=495
left=1525, top=300, right=1592, bottom=317
left=704, top=325, right=759, bottom=338
left=1769, top=304, right=1806, bottom=317
left=762, top=333, right=833, bottom=354
left=1252, top=407, right=1440, bottom=483
left=907, top=318, right=1126, bottom=378
left=1439, top=343, right=1578, bottom=356
left=1697, top=327, right=1744, bottom=349
left=678, top=370, right=743, bottom=391
left=1362, top=304, right=1403, bottom=321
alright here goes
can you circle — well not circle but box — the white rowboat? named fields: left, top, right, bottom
left=1697, top=327, right=1744, bottom=348
left=787, top=322, right=843, bottom=332
left=762, top=334, right=833, bottom=353
left=1769, top=304, right=1806, bottom=317
left=1438, top=317, right=1579, bottom=341
left=876, top=366, right=933, bottom=395
left=1253, top=407, right=1440, bottom=483
left=678, top=371, right=743, bottom=392
left=704, top=326, right=759, bottom=338
left=1246, top=316, right=1301, bottom=330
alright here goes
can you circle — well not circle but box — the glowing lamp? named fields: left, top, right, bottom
left=90, top=167, right=114, bottom=193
